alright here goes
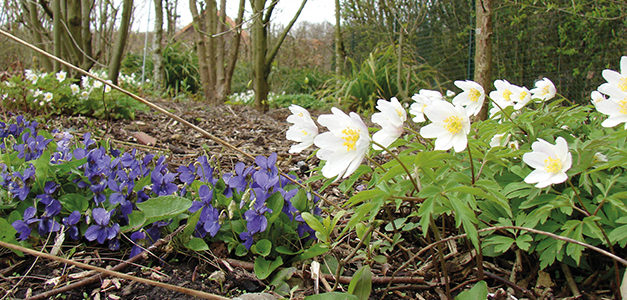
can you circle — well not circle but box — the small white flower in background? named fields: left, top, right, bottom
left=591, top=91, right=607, bottom=107
left=512, top=85, right=532, bottom=110
left=93, top=80, right=103, bottom=88
left=420, top=101, right=471, bottom=152
left=371, top=97, right=407, bottom=150
left=43, top=92, right=53, bottom=102
left=409, top=89, right=444, bottom=122
left=489, top=133, right=510, bottom=148
left=33, top=89, right=42, bottom=98
left=80, top=90, right=90, bottom=99
left=314, top=107, right=370, bottom=179
left=593, top=152, right=608, bottom=163
left=56, top=71, right=67, bottom=82
left=522, top=137, right=572, bottom=188
left=594, top=95, right=627, bottom=129
left=446, top=90, right=456, bottom=97
left=530, top=77, right=556, bottom=101
left=598, top=56, right=627, bottom=99
left=286, top=104, right=318, bottom=153
left=81, top=76, right=90, bottom=88
left=39, top=101, right=44, bottom=106
left=489, top=79, right=516, bottom=108
left=70, top=84, right=80, bottom=95
left=452, top=80, right=485, bottom=116
left=508, top=140, right=519, bottom=150
left=25, top=69, right=38, bottom=84
left=104, top=80, right=112, bottom=93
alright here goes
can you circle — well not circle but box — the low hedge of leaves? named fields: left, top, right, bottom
left=0, top=69, right=148, bottom=120
left=0, top=116, right=321, bottom=275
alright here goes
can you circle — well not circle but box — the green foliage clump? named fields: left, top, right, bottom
left=270, top=94, right=327, bottom=110
left=0, top=70, right=147, bottom=120
left=270, top=67, right=333, bottom=95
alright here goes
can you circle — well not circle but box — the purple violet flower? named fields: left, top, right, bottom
left=12, top=207, right=38, bottom=240
left=85, top=208, right=120, bottom=244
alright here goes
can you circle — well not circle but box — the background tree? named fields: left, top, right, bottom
left=250, top=0, right=307, bottom=112
left=153, top=0, right=165, bottom=90
left=189, top=0, right=246, bottom=104
left=108, top=0, right=133, bottom=84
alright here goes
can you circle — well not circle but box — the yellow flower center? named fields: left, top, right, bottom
left=503, top=89, right=512, bottom=101
left=619, top=77, right=627, bottom=92
left=298, top=112, right=304, bottom=117
left=544, top=156, right=562, bottom=174
left=619, top=99, right=627, bottom=115
left=519, top=91, right=528, bottom=100
left=469, top=88, right=481, bottom=102
left=395, top=108, right=404, bottom=118
left=542, top=85, right=550, bottom=95
left=341, top=128, right=360, bottom=151
left=444, top=116, right=463, bottom=134
left=301, top=129, right=308, bottom=136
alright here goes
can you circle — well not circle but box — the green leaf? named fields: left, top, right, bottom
left=295, top=243, right=329, bottom=261
left=185, top=237, right=209, bottom=251
left=58, top=193, right=89, bottom=212
left=120, top=211, right=146, bottom=233
left=304, top=292, right=358, bottom=300
left=345, top=189, right=387, bottom=207
left=301, top=212, right=325, bottom=234
left=455, top=281, right=487, bottom=300
left=254, top=256, right=283, bottom=280
left=347, top=265, right=372, bottom=300
left=235, top=244, right=248, bottom=256
left=0, top=217, right=22, bottom=256
left=275, top=246, right=302, bottom=255
left=266, top=192, right=284, bottom=226
left=483, top=235, right=514, bottom=254
left=253, top=239, right=272, bottom=257
left=135, top=195, right=192, bottom=224
left=515, top=234, right=533, bottom=251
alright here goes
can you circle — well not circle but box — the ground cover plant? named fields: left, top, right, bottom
left=0, top=69, right=148, bottom=120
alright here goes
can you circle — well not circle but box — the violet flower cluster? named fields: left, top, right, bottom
left=2, top=116, right=320, bottom=257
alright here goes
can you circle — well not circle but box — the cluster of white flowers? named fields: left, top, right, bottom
left=284, top=57, right=627, bottom=190
left=592, top=56, right=627, bottom=129
left=228, top=90, right=283, bottom=105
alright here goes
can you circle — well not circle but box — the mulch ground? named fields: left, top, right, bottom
left=0, top=99, right=620, bottom=299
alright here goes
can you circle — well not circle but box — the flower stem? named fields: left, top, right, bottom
left=466, top=145, right=476, bottom=185
left=372, top=140, right=420, bottom=193
left=486, top=95, right=528, bottom=136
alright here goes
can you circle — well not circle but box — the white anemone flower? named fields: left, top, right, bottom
left=489, top=133, right=510, bottom=148
left=81, top=76, right=90, bottom=88
left=522, top=137, right=572, bottom=188
left=409, top=89, right=444, bottom=122
left=33, top=89, right=43, bottom=98
left=598, top=56, right=627, bottom=99
left=420, top=101, right=471, bottom=152
left=93, top=80, right=103, bottom=88
left=371, top=97, right=406, bottom=150
left=70, top=84, right=80, bottom=95
left=593, top=152, right=608, bottom=163
left=530, top=77, right=556, bottom=101
left=446, top=90, right=456, bottom=97
left=56, top=71, right=67, bottom=82
left=591, top=91, right=607, bottom=107
left=594, top=94, right=627, bottom=129
left=452, top=80, right=485, bottom=116
left=512, top=85, right=532, bottom=110
left=104, top=80, right=112, bottom=93
left=314, top=108, right=370, bottom=179
left=286, top=104, right=318, bottom=153
left=43, top=92, right=53, bottom=102
left=80, top=90, right=90, bottom=100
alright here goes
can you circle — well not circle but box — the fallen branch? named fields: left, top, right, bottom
left=0, top=238, right=227, bottom=300
left=223, top=258, right=428, bottom=285
left=25, top=226, right=186, bottom=300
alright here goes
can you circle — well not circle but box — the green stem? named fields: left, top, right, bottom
left=466, top=145, right=476, bottom=185
left=372, top=140, right=420, bottom=193
left=486, top=95, right=528, bottom=136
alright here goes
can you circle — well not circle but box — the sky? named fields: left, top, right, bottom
left=132, top=0, right=335, bottom=32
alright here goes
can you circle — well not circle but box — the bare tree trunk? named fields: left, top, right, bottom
left=108, top=0, right=133, bottom=84
left=81, top=0, right=95, bottom=70
left=166, top=0, right=178, bottom=38
left=474, top=0, right=492, bottom=120
left=153, top=0, right=164, bottom=90
left=334, top=0, right=344, bottom=75
left=215, top=0, right=227, bottom=101
left=52, top=0, right=61, bottom=71
left=223, top=0, right=246, bottom=98
left=26, top=1, right=53, bottom=70
left=206, top=0, right=218, bottom=103
left=251, top=0, right=308, bottom=112
left=189, top=0, right=212, bottom=102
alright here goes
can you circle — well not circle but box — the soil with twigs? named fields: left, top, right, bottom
left=0, top=99, right=619, bottom=299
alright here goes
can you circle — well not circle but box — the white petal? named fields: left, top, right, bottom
left=420, top=123, right=447, bottom=138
